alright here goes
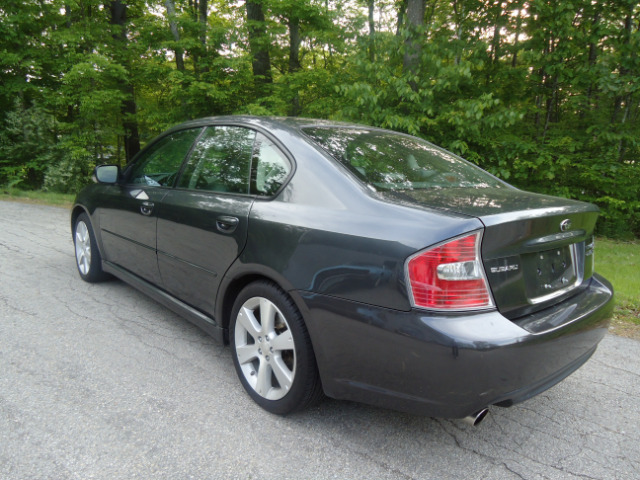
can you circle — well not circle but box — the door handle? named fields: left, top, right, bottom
left=216, top=215, right=239, bottom=233
left=140, top=201, right=154, bottom=216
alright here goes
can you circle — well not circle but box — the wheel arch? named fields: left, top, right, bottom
left=71, top=204, right=108, bottom=267
left=216, top=264, right=311, bottom=346
left=70, top=204, right=89, bottom=233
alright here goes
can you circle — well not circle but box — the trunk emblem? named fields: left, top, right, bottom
left=560, top=219, right=572, bottom=231
left=490, top=264, right=519, bottom=273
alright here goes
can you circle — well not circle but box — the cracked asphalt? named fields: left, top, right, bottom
left=1, top=200, right=639, bottom=480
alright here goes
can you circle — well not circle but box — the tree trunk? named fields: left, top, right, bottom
left=617, top=95, right=632, bottom=160
left=110, top=0, right=140, bottom=161
left=491, top=3, right=501, bottom=64
left=199, top=0, right=208, bottom=73
left=534, top=34, right=552, bottom=130
left=368, top=0, right=375, bottom=62
left=164, top=0, right=185, bottom=72
left=588, top=12, right=599, bottom=66
left=511, top=8, right=522, bottom=67
left=288, top=17, right=301, bottom=73
left=452, top=0, right=463, bottom=65
left=246, top=0, right=272, bottom=96
left=542, top=75, right=558, bottom=141
left=396, top=0, right=406, bottom=36
left=199, top=0, right=207, bottom=49
left=288, top=16, right=301, bottom=116
left=64, top=3, right=72, bottom=28
left=121, top=91, right=139, bottom=162
left=64, top=4, right=75, bottom=123
left=402, top=0, right=425, bottom=87
left=109, top=1, right=126, bottom=39
left=615, top=8, right=635, bottom=161
left=325, top=0, right=333, bottom=59
left=582, top=8, right=600, bottom=118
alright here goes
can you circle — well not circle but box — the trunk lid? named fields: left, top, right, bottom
left=382, top=187, right=598, bottom=318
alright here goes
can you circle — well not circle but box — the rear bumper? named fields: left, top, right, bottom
left=299, top=274, right=613, bottom=418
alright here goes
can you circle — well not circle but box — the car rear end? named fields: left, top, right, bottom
left=399, top=203, right=614, bottom=416
left=299, top=203, right=613, bottom=419
left=299, top=124, right=614, bottom=418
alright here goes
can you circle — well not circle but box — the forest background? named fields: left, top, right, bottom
left=1, top=0, right=639, bottom=238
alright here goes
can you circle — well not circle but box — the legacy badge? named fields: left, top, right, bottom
left=490, top=264, right=519, bottom=273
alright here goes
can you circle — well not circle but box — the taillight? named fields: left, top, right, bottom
left=406, top=231, right=494, bottom=311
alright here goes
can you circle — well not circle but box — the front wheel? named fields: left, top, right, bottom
left=230, top=281, right=323, bottom=414
left=73, top=213, right=109, bottom=283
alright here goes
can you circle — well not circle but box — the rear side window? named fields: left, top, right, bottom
left=129, top=128, right=201, bottom=186
left=303, top=127, right=504, bottom=191
left=178, top=126, right=256, bottom=194
left=250, top=133, right=291, bottom=196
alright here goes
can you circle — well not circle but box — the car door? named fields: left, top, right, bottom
left=155, top=125, right=257, bottom=316
left=98, top=128, right=202, bottom=285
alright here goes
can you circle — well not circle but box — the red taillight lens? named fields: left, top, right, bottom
left=406, top=231, right=493, bottom=310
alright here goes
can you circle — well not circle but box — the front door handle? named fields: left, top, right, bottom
left=140, top=201, right=154, bottom=216
left=216, top=215, right=239, bottom=233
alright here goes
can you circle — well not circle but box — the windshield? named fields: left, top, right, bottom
left=303, top=127, right=504, bottom=191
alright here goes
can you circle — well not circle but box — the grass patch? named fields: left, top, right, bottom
left=596, top=238, right=640, bottom=339
left=1, top=188, right=75, bottom=208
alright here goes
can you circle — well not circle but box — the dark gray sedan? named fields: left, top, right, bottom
left=71, top=116, right=613, bottom=424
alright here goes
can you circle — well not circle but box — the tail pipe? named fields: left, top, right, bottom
left=462, top=408, right=489, bottom=426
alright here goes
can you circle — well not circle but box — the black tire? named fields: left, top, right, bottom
left=73, top=213, right=110, bottom=283
left=230, top=280, right=323, bottom=415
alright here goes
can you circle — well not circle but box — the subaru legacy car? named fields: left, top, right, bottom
left=72, top=116, right=613, bottom=424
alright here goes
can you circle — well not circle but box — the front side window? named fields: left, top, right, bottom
left=177, top=126, right=255, bottom=194
left=303, top=127, right=504, bottom=192
left=128, top=128, right=201, bottom=186
left=250, top=134, right=291, bottom=196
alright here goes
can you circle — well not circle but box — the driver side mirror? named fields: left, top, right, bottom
left=93, top=165, right=120, bottom=184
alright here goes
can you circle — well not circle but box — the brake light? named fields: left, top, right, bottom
left=406, top=231, right=494, bottom=310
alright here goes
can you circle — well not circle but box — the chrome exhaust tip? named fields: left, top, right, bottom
left=462, top=408, right=489, bottom=426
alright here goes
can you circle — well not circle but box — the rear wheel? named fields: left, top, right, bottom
left=230, top=281, right=323, bottom=414
left=74, top=213, right=109, bottom=283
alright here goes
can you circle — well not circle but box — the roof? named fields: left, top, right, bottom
left=166, top=115, right=372, bottom=135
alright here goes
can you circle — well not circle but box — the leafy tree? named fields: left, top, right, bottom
left=0, top=101, right=60, bottom=189
left=0, top=0, right=637, bottom=236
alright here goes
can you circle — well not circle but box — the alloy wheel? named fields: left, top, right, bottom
left=75, top=220, right=91, bottom=275
left=234, top=296, right=296, bottom=401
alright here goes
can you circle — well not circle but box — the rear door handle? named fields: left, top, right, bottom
left=216, top=215, right=239, bottom=233
left=140, top=201, right=154, bottom=216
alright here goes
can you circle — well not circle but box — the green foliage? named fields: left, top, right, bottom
left=0, top=101, right=60, bottom=189
left=0, top=0, right=638, bottom=236
left=43, top=139, right=94, bottom=194
left=331, top=0, right=640, bottom=237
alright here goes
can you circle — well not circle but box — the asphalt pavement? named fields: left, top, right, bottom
left=1, top=200, right=639, bottom=480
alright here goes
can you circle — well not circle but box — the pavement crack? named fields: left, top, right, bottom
left=592, top=358, right=640, bottom=377
left=501, top=461, right=527, bottom=480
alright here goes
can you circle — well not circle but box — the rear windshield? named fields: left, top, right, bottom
left=303, top=127, right=504, bottom=191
